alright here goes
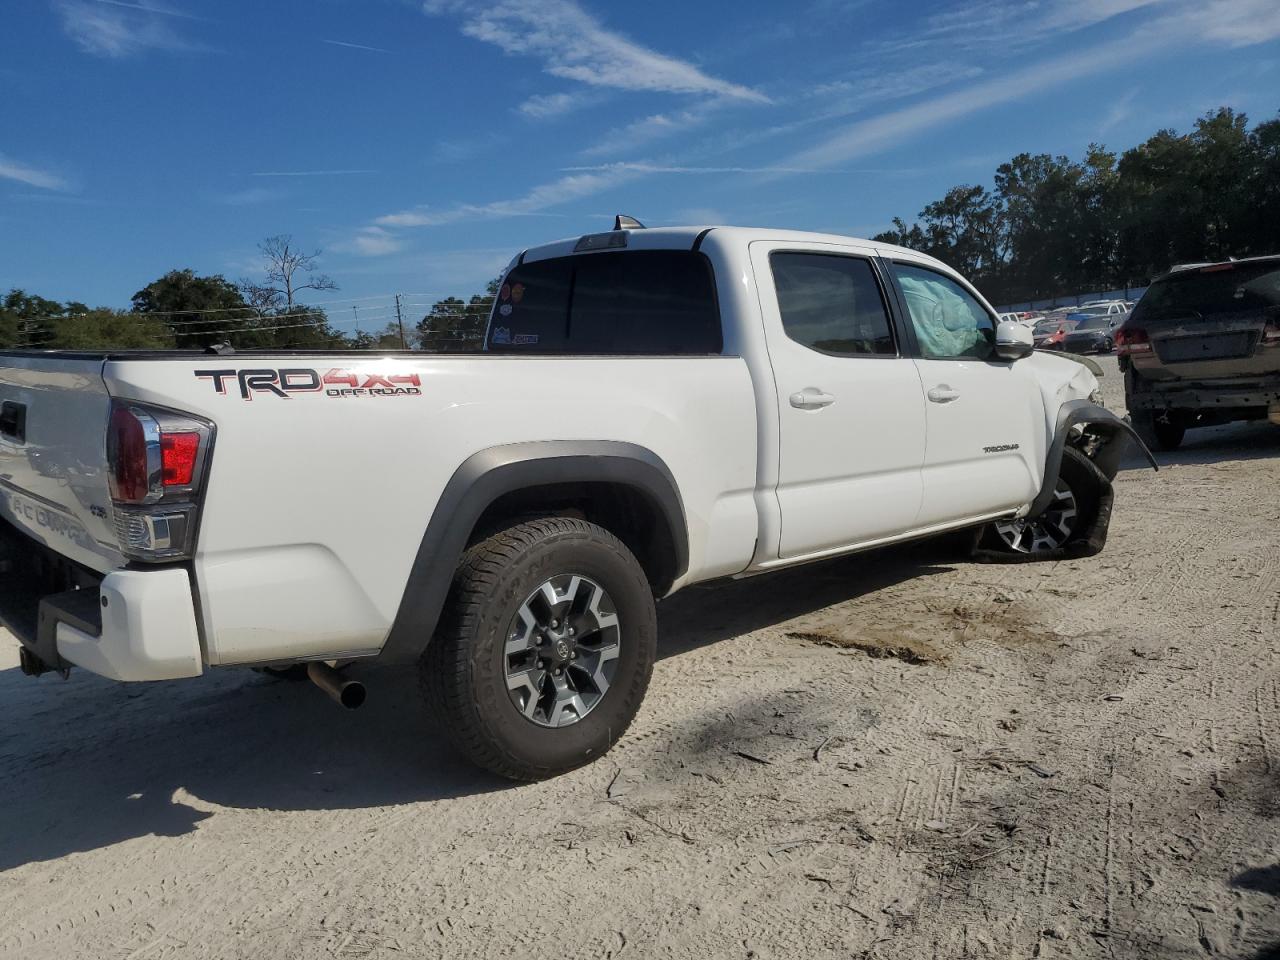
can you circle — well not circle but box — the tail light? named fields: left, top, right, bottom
left=106, top=401, right=214, bottom=562
left=1114, top=327, right=1152, bottom=356
left=1263, top=318, right=1280, bottom=344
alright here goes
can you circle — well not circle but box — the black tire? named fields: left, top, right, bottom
left=981, top=447, right=1101, bottom=555
left=1130, top=409, right=1185, bottom=451
left=1101, top=336, right=1114, bottom=354
left=421, top=517, right=657, bottom=781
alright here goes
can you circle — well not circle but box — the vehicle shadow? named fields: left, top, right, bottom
left=0, top=542, right=953, bottom=873
left=1234, top=865, right=1280, bottom=960
left=1118, top=419, right=1280, bottom=470
left=656, top=541, right=954, bottom=660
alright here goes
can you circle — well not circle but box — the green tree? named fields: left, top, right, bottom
left=415, top=278, right=499, bottom=352
left=131, top=269, right=253, bottom=348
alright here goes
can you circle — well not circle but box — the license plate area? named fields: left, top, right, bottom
left=1156, top=332, right=1255, bottom=363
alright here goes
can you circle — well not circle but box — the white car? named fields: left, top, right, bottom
left=0, top=222, right=1154, bottom=779
left=1080, top=300, right=1131, bottom=317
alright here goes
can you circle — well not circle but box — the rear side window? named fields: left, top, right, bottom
left=1138, top=262, right=1280, bottom=320
left=770, top=253, right=896, bottom=356
left=486, top=251, right=721, bottom=355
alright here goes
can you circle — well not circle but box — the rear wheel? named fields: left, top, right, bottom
left=421, top=517, right=657, bottom=781
left=984, top=447, right=1100, bottom=555
left=1130, top=409, right=1185, bottom=451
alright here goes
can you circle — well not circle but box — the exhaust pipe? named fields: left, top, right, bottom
left=307, top=661, right=366, bottom=710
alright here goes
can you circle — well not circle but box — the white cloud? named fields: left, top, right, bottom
left=55, top=0, right=197, bottom=57
left=250, top=169, right=378, bottom=177
left=216, top=186, right=278, bottom=206
left=320, top=39, right=393, bottom=54
left=517, top=92, right=588, bottom=119
left=886, top=0, right=1167, bottom=54
left=580, top=108, right=713, bottom=158
left=1099, top=87, right=1141, bottom=133
left=374, top=167, right=638, bottom=229
left=784, top=0, right=1280, bottom=171
left=423, top=0, right=768, bottom=102
left=0, top=154, right=69, bottom=191
left=342, top=227, right=404, bottom=257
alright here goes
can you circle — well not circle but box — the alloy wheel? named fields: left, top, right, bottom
left=504, top=574, right=621, bottom=727
left=993, top=483, right=1079, bottom=553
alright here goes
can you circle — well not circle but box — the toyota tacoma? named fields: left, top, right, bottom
left=0, top=223, right=1153, bottom=779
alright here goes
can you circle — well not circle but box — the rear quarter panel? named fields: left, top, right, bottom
left=104, top=356, right=759, bottom=665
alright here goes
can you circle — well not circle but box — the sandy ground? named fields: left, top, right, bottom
left=2, top=356, right=1278, bottom=960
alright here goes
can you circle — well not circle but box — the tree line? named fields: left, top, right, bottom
left=0, top=234, right=496, bottom=353
left=873, top=107, right=1280, bottom=305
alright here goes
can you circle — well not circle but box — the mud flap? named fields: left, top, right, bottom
left=970, top=453, right=1114, bottom=564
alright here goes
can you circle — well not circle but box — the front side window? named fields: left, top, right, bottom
left=486, top=250, right=721, bottom=355
left=892, top=262, right=995, bottom=360
left=770, top=253, right=896, bottom=356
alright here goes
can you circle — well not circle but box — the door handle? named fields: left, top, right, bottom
left=789, top=389, right=836, bottom=410
left=927, top=384, right=960, bottom=404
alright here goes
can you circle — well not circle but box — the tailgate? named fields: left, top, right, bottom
left=0, top=355, right=124, bottom=572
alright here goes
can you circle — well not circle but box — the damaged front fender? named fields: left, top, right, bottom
left=1029, top=400, right=1157, bottom=519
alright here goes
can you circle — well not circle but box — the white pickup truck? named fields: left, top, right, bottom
left=0, top=223, right=1153, bottom=779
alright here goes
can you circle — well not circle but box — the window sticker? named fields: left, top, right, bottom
left=512, top=333, right=539, bottom=345
left=499, top=303, right=513, bottom=317
left=511, top=282, right=526, bottom=304
left=499, top=283, right=511, bottom=301
left=490, top=326, right=511, bottom=345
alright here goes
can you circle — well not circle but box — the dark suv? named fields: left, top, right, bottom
left=1117, top=256, right=1280, bottom=450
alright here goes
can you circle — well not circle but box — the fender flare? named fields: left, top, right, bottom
left=378, top=440, right=688, bottom=664
left=1029, top=400, right=1157, bottom=517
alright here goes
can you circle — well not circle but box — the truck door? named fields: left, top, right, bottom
left=750, top=241, right=927, bottom=559
left=883, top=258, right=1043, bottom=527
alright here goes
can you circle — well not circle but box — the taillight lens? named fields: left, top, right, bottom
left=161, top=432, right=200, bottom=486
left=106, top=401, right=213, bottom=561
left=107, top=404, right=154, bottom=503
left=1114, top=327, right=1151, bottom=355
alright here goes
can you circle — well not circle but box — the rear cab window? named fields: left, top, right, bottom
left=769, top=252, right=897, bottom=357
left=486, top=250, right=722, bottom=355
left=1136, top=261, right=1280, bottom=322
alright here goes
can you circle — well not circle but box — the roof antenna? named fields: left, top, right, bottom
left=614, top=214, right=645, bottom=231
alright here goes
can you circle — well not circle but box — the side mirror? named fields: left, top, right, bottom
left=994, top=320, right=1034, bottom=360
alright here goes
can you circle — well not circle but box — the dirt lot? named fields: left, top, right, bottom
left=2, top=356, right=1278, bottom=960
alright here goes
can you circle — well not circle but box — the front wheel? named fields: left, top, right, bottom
left=983, top=447, right=1100, bottom=555
left=421, top=517, right=657, bottom=781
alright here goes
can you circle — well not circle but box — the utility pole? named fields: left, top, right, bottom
left=352, top=304, right=360, bottom=336
left=395, top=294, right=407, bottom=349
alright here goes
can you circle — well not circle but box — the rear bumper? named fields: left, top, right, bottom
left=1127, top=382, right=1280, bottom=411
left=1, top=522, right=203, bottom=682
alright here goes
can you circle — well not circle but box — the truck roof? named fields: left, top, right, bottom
left=519, top=225, right=946, bottom=271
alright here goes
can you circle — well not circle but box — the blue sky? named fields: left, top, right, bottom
left=2, top=0, right=1278, bottom=331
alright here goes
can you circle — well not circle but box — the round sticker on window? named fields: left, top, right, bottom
left=511, top=283, right=525, bottom=304
left=499, top=303, right=513, bottom=317
left=500, top=283, right=511, bottom=301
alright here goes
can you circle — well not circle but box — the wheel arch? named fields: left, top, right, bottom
left=1029, top=400, right=1157, bottom=518
left=379, top=441, right=688, bottom=664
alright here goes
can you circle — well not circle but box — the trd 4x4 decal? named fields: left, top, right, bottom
left=195, top=368, right=423, bottom=400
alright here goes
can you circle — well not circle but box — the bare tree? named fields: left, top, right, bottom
left=236, top=279, right=282, bottom=318
left=254, top=235, right=338, bottom=312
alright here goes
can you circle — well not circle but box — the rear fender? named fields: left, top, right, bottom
left=378, top=440, right=687, bottom=665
